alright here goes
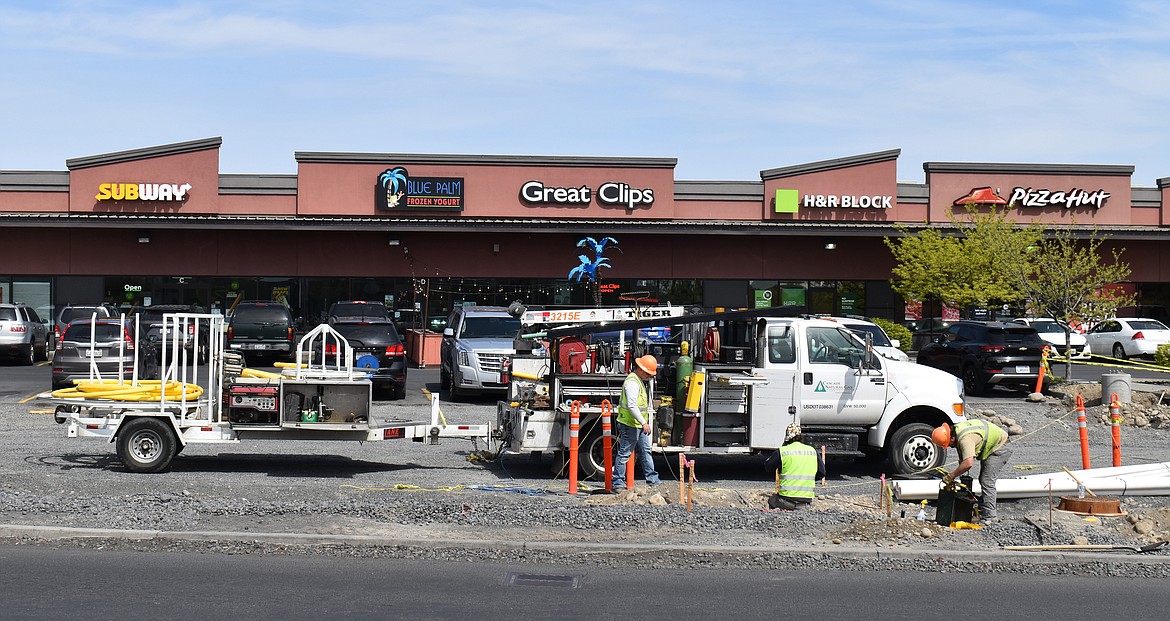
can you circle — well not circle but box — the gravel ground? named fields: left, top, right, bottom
left=3, top=377, right=1170, bottom=576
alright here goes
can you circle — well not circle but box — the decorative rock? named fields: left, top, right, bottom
left=920, top=528, right=933, bottom=538
left=1135, top=520, right=1156, bottom=535
left=1027, top=392, right=1046, bottom=402
left=1134, top=415, right=1150, bottom=427
left=1072, top=536, right=1090, bottom=545
left=1007, top=424, right=1025, bottom=436
left=832, top=538, right=842, bottom=545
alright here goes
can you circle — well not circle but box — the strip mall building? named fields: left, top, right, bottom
left=2, top=137, right=1169, bottom=327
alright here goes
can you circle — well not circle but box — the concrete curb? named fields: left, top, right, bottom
left=3, top=523, right=1169, bottom=567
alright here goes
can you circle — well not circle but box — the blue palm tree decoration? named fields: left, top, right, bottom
left=379, top=167, right=408, bottom=208
left=568, top=236, right=618, bottom=282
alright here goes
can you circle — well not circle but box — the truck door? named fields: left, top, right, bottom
left=800, top=325, right=888, bottom=424
left=749, top=322, right=799, bottom=448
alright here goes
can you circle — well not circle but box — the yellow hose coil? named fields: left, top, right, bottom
left=51, top=379, right=204, bottom=401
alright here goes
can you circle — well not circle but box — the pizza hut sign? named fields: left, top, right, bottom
left=1009, top=186, right=1110, bottom=210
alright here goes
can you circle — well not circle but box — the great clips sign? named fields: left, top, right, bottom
left=520, top=180, right=654, bottom=211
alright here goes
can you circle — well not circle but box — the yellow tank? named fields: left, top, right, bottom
left=684, top=371, right=705, bottom=413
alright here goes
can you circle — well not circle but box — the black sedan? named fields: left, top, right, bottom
left=327, top=319, right=408, bottom=399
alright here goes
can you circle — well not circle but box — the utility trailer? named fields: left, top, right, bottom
left=495, top=307, right=968, bottom=478
left=43, top=314, right=490, bottom=473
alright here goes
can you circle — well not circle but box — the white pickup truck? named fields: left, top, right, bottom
left=496, top=314, right=967, bottom=477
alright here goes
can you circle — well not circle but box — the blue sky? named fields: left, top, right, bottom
left=2, top=1, right=1169, bottom=184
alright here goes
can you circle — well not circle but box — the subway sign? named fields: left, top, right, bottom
left=520, top=180, right=654, bottom=211
left=95, top=182, right=192, bottom=201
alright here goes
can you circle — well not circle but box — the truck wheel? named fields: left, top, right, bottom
left=116, top=418, right=178, bottom=473
left=888, top=423, right=943, bottom=475
left=579, top=424, right=619, bottom=481
left=961, top=365, right=986, bottom=396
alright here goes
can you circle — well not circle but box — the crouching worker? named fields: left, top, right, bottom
left=764, top=424, right=825, bottom=510
left=931, top=420, right=1011, bottom=522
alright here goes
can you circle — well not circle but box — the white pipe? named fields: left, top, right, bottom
left=1014, top=462, right=1170, bottom=482
left=893, top=474, right=1170, bottom=501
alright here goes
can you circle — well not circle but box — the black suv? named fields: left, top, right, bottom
left=227, top=302, right=296, bottom=361
left=916, top=321, right=1049, bottom=396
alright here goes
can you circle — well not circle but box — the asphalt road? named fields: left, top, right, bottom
left=2, top=545, right=1166, bottom=621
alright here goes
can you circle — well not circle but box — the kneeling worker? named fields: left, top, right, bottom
left=931, top=419, right=1011, bottom=522
left=764, top=424, right=825, bottom=510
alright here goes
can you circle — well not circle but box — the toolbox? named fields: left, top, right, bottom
left=935, top=487, right=976, bottom=525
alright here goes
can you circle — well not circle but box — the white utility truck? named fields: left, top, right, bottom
left=495, top=308, right=967, bottom=477
left=44, top=313, right=489, bottom=473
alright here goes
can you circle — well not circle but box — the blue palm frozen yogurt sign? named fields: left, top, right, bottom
left=375, top=167, right=465, bottom=212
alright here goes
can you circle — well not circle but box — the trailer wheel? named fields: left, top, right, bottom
left=116, top=418, right=178, bottom=473
left=888, top=422, right=943, bottom=475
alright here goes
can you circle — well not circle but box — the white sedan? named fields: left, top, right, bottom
left=1085, top=317, right=1170, bottom=360
left=1011, top=318, right=1089, bottom=359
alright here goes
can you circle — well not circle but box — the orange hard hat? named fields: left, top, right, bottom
left=931, top=425, right=953, bottom=447
left=635, top=354, right=658, bottom=375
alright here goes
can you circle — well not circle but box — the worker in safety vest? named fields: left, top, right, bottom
left=932, top=420, right=1011, bottom=522
left=612, top=354, right=662, bottom=489
left=763, top=424, right=825, bottom=510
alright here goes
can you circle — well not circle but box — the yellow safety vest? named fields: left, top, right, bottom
left=778, top=441, right=818, bottom=499
left=616, top=372, right=648, bottom=428
left=956, top=419, right=1005, bottom=461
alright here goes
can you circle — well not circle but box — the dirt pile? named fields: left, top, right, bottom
left=1053, top=382, right=1170, bottom=429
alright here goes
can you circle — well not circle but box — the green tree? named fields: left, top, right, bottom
left=884, top=206, right=1036, bottom=312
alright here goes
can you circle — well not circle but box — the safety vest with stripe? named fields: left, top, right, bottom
left=616, top=372, right=648, bottom=428
left=778, top=441, right=818, bottom=499
left=955, top=419, right=1005, bottom=461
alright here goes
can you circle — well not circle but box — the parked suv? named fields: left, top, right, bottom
left=52, top=319, right=160, bottom=389
left=822, top=316, right=910, bottom=362
left=916, top=320, right=1049, bottom=396
left=0, top=303, right=50, bottom=364
left=132, top=304, right=211, bottom=363
left=227, top=302, right=296, bottom=361
left=440, top=306, right=521, bottom=399
left=55, top=304, right=120, bottom=347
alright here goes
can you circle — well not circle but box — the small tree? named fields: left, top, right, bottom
left=991, top=223, right=1134, bottom=377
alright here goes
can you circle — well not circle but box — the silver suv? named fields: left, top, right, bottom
left=0, top=303, right=51, bottom=365
left=440, top=306, right=521, bottom=399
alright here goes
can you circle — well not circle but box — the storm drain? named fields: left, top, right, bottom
left=504, top=572, right=583, bottom=589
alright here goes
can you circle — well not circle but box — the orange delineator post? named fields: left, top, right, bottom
left=626, top=454, right=635, bottom=490
left=1110, top=393, right=1123, bottom=467
left=1034, top=346, right=1050, bottom=394
left=1076, top=394, right=1091, bottom=470
left=601, top=399, right=614, bottom=493
left=568, top=400, right=581, bottom=495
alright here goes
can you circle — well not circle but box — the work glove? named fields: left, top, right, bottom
left=941, top=474, right=953, bottom=487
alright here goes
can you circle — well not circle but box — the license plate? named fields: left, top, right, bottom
left=84, top=349, right=102, bottom=358
left=1015, top=365, right=1030, bottom=373
left=252, top=344, right=270, bottom=350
